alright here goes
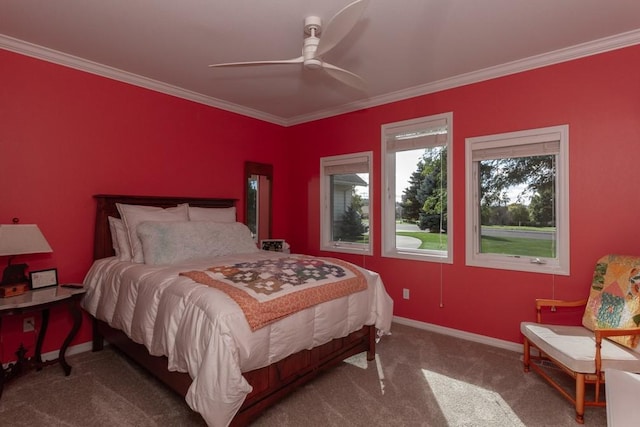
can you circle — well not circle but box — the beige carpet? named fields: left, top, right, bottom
left=0, top=323, right=607, bottom=426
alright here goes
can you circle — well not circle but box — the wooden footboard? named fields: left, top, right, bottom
left=92, top=318, right=375, bottom=425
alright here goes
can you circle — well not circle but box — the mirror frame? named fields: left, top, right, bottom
left=245, top=161, right=273, bottom=242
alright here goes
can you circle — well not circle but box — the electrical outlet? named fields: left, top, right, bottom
left=23, top=317, right=35, bottom=332
left=402, top=288, right=410, bottom=300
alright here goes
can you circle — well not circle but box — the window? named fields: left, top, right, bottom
left=465, top=125, right=569, bottom=275
left=320, top=152, right=372, bottom=254
left=381, top=113, right=453, bottom=262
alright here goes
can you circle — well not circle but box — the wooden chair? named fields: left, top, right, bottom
left=521, top=254, right=640, bottom=424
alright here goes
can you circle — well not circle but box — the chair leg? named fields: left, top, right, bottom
left=523, top=338, right=530, bottom=372
left=575, top=373, right=585, bottom=424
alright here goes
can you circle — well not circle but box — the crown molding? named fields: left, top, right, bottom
left=285, top=29, right=640, bottom=126
left=0, top=35, right=288, bottom=126
left=3, top=29, right=640, bottom=127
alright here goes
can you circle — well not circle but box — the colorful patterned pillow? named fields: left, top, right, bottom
left=582, top=254, right=640, bottom=349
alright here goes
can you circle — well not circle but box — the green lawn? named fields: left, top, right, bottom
left=482, top=225, right=555, bottom=232
left=480, top=235, right=554, bottom=257
left=396, top=229, right=555, bottom=257
left=396, top=231, right=447, bottom=250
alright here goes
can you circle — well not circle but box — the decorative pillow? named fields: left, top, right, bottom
left=582, top=254, right=640, bottom=349
left=188, top=206, right=236, bottom=222
left=108, top=216, right=132, bottom=261
left=137, top=221, right=259, bottom=265
left=116, top=203, right=189, bottom=263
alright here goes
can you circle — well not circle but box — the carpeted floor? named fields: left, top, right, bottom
left=0, top=323, right=607, bottom=426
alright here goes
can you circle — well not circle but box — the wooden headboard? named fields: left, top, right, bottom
left=93, top=194, right=237, bottom=260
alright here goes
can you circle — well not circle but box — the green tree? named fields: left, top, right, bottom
left=529, top=189, right=554, bottom=226
left=351, top=192, right=364, bottom=214
left=400, top=161, right=425, bottom=222
left=336, top=205, right=366, bottom=240
left=480, top=155, right=554, bottom=208
left=508, top=203, right=530, bottom=226
left=484, top=205, right=509, bottom=226
left=418, top=147, right=447, bottom=232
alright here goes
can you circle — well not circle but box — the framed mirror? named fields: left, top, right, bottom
left=245, top=161, right=273, bottom=243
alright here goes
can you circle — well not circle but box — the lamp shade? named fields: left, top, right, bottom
left=0, top=224, right=53, bottom=256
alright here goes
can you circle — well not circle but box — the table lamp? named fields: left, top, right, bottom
left=0, top=221, right=53, bottom=286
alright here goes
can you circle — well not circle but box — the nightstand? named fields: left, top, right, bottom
left=0, top=285, right=85, bottom=397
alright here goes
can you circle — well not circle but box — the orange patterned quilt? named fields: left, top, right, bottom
left=180, top=256, right=367, bottom=331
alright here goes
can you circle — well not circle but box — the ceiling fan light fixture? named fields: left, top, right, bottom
left=208, top=0, right=368, bottom=90
left=303, top=35, right=322, bottom=69
left=304, top=58, right=323, bottom=70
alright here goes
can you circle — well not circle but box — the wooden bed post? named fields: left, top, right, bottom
left=92, top=317, right=104, bottom=351
left=367, top=325, right=376, bottom=361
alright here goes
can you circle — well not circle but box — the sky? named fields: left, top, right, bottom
left=395, top=149, right=424, bottom=202
left=354, top=149, right=423, bottom=201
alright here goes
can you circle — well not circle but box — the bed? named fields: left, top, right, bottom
left=82, top=194, right=393, bottom=426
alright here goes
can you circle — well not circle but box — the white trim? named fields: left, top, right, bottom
left=320, top=151, right=373, bottom=255
left=465, top=125, right=570, bottom=275
left=0, top=35, right=287, bottom=127
left=5, top=323, right=523, bottom=373
left=381, top=112, right=453, bottom=264
left=3, top=30, right=640, bottom=127
left=45, top=340, right=94, bottom=359
left=287, top=29, right=640, bottom=125
left=393, top=316, right=522, bottom=353
left=1, top=341, right=93, bottom=367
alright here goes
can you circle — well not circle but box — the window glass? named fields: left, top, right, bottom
left=465, top=125, right=569, bottom=274
left=320, top=152, right=372, bottom=254
left=382, top=113, right=453, bottom=263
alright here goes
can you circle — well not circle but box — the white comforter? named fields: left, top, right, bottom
left=82, top=251, right=393, bottom=426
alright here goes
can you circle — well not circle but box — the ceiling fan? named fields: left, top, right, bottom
left=208, top=0, right=368, bottom=91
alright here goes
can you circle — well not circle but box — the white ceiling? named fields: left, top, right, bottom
left=2, top=0, right=640, bottom=126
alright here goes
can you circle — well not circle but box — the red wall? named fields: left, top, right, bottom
left=2, top=43, right=639, bottom=360
left=0, top=49, right=288, bottom=361
left=286, top=45, right=640, bottom=343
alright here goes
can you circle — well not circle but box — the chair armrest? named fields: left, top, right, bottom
left=595, top=327, right=640, bottom=340
left=593, top=327, right=640, bottom=374
left=534, top=298, right=588, bottom=323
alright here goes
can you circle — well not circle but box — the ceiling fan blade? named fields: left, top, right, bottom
left=323, top=62, right=366, bottom=92
left=316, top=0, right=369, bottom=57
left=209, top=56, right=304, bottom=68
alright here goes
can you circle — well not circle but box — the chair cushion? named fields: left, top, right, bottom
left=582, top=254, right=640, bottom=349
left=521, top=322, right=640, bottom=373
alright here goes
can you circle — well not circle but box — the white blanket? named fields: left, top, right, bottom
left=82, top=251, right=393, bottom=426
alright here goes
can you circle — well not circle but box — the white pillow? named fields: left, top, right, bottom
left=137, top=221, right=259, bottom=265
left=116, top=203, right=189, bottom=263
left=108, top=216, right=120, bottom=257
left=108, top=216, right=132, bottom=261
left=188, top=206, right=236, bottom=222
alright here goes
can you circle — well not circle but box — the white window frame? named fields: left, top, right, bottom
left=320, top=151, right=373, bottom=255
left=465, top=125, right=570, bottom=275
left=381, top=112, right=453, bottom=263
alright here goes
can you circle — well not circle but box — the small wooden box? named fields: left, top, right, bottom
left=0, top=283, right=29, bottom=298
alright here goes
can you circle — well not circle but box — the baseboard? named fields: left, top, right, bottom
left=4, top=320, right=523, bottom=368
left=392, top=316, right=523, bottom=353
left=2, top=341, right=93, bottom=368
left=43, top=341, right=94, bottom=360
